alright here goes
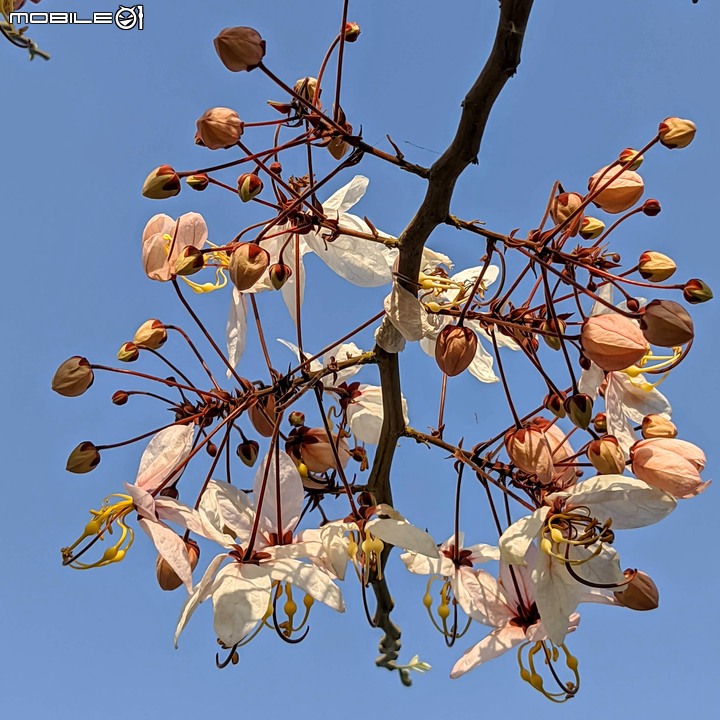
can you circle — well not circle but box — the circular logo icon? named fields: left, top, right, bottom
left=115, top=6, right=138, bottom=30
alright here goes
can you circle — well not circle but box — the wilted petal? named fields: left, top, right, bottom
left=608, top=372, right=671, bottom=424
left=374, top=316, right=407, bottom=353
left=322, top=175, right=368, bottom=215
left=135, top=425, right=195, bottom=492
left=385, top=284, right=435, bottom=341
left=226, top=289, right=247, bottom=374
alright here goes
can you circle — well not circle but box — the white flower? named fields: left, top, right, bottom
left=345, top=383, right=409, bottom=445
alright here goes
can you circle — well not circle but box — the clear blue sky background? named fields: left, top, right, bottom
left=2, top=1, right=718, bottom=717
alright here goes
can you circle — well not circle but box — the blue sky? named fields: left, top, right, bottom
left=2, top=1, right=719, bottom=717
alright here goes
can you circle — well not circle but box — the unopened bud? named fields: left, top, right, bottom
left=249, top=393, right=278, bottom=437
left=142, top=165, right=181, bottom=200
left=293, top=76, right=318, bottom=103
left=434, top=325, right=478, bottom=376
left=588, top=166, right=644, bottom=214
left=117, top=342, right=140, bottom=362
left=269, top=262, right=293, bottom=290
left=641, top=198, right=661, bottom=216
left=156, top=539, right=200, bottom=592
left=593, top=412, right=607, bottom=433
left=229, top=242, right=270, bottom=291
left=579, top=216, right=605, bottom=240
left=52, top=356, right=94, bottom=397
left=639, top=299, right=694, bottom=347
left=66, top=441, right=101, bottom=474
left=214, top=27, right=266, bottom=72
left=541, top=318, right=565, bottom=351
left=614, top=570, right=659, bottom=611
left=658, top=117, right=696, bottom=149
left=544, top=393, right=566, bottom=419
left=581, top=314, right=647, bottom=371
left=638, top=251, right=676, bottom=282
left=237, top=173, right=263, bottom=203
left=269, top=161, right=282, bottom=175
left=288, top=411, right=305, bottom=428
left=564, top=393, right=593, bottom=430
left=186, top=174, right=209, bottom=191
left=133, top=319, right=167, bottom=350
left=236, top=439, right=260, bottom=467
left=344, top=22, right=361, bottom=42
left=112, top=390, right=129, bottom=406
left=195, top=107, right=244, bottom=150
left=550, top=192, right=584, bottom=236
left=587, top=435, right=626, bottom=474
left=619, top=148, right=643, bottom=170
left=683, top=278, right=713, bottom=304
left=206, top=442, right=218, bottom=457
left=175, top=246, right=204, bottom=276
left=641, top=414, right=678, bottom=439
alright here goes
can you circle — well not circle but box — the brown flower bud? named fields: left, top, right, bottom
left=174, top=246, right=205, bottom=276
left=641, top=198, right=661, bottom=216
left=579, top=216, right=605, bottom=240
left=639, top=299, right=694, bottom=347
left=249, top=393, right=278, bottom=437
left=156, top=539, right=200, bottom=592
left=658, top=117, right=696, bottom=149
left=504, top=423, right=554, bottom=485
left=544, top=392, right=566, bottom=419
left=112, top=390, right=129, bottom=406
left=618, top=148, right=643, bottom=170
left=142, top=164, right=181, bottom=200
left=117, top=342, right=140, bottom=362
left=434, top=325, right=478, bottom=376
left=133, top=319, right=167, bottom=350
left=66, top=441, right=101, bottom=474
left=638, top=251, right=676, bottom=282
left=214, top=27, right=266, bottom=72
left=327, top=135, right=350, bottom=160
left=614, top=570, right=659, bottom=611
left=293, top=76, right=318, bottom=103
left=286, top=427, right=350, bottom=474
left=288, top=411, right=305, bottom=427
left=344, top=22, right=361, bottom=42
left=236, top=439, right=260, bottom=467
left=186, top=173, right=209, bottom=191
left=641, top=414, right=677, bottom=440
left=550, top=192, right=584, bottom=236
left=195, top=107, right=244, bottom=150
left=683, top=278, right=713, bottom=304
left=229, top=242, right=270, bottom=291
left=587, top=435, right=626, bottom=475
left=581, top=314, right=647, bottom=371
left=269, top=161, right=282, bottom=175
left=269, top=262, right=293, bottom=290
left=52, top=356, right=94, bottom=397
left=564, top=393, right=593, bottom=430
left=237, top=172, right=263, bottom=202
left=593, top=412, right=607, bottom=433
left=541, top=318, right=566, bottom=351
left=588, top=166, right=644, bottom=214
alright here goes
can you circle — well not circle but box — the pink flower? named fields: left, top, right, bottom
left=142, top=212, right=208, bottom=281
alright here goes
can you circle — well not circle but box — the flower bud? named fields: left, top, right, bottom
left=588, top=166, right=644, bottom=214
left=142, top=165, right=181, bottom=200
left=630, top=437, right=709, bottom=498
left=541, top=318, right=565, bottom=351
left=544, top=393, right=566, bottom=419
left=269, top=262, right=293, bottom=290
left=658, top=117, right=696, bottom=149
left=593, top=412, right=607, bottom=433
left=112, top=390, right=129, bottom=406
left=269, top=161, right=282, bottom=175
left=564, top=393, right=593, bottom=430
left=683, top=278, right=713, bottom=304
left=288, top=411, right=305, bottom=427
left=344, top=22, right=361, bottom=42
left=504, top=423, right=554, bottom=485
left=195, top=107, right=244, bottom=150
left=186, top=174, right=209, bottom=191
left=117, top=342, right=140, bottom=362
left=66, top=441, right=101, bottom=474
left=156, top=539, right=200, bottom=592
left=133, top=319, right=167, bottom=350
left=286, top=427, right=350, bottom=473
left=581, top=314, right=647, bottom=371
left=641, top=414, right=677, bottom=439
left=550, top=192, right=584, bottom=236
left=52, top=356, right=94, bottom=397
left=249, top=393, right=278, bottom=437
left=587, top=435, right=626, bottom=475
left=327, top=135, right=350, bottom=160
left=214, top=27, right=266, bottom=72
left=434, top=325, right=478, bottom=376
left=639, top=299, right=694, bottom=347
left=638, top=251, right=676, bottom=282
left=614, top=570, right=659, bottom=611
left=641, top=198, right=661, bottom=216
left=229, top=242, right=270, bottom=291
left=174, top=246, right=204, bottom=276
left=236, top=439, right=260, bottom=467
left=237, top=172, right=263, bottom=202
left=293, top=76, right=318, bottom=103
left=579, top=216, right=605, bottom=240
left=618, top=148, right=643, bottom=170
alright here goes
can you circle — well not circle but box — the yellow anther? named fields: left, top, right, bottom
left=424, top=301, right=442, bottom=313
left=422, top=593, right=433, bottom=609
left=284, top=600, right=297, bottom=616
left=303, top=594, right=314, bottom=610
left=101, top=546, right=119, bottom=563
left=540, top=537, right=553, bottom=555
left=550, top=527, right=565, bottom=545
left=346, top=539, right=358, bottom=559
left=520, top=668, right=532, bottom=683
left=530, top=674, right=544, bottom=690
left=437, top=602, right=451, bottom=621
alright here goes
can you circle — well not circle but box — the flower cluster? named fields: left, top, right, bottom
left=54, top=9, right=711, bottom=702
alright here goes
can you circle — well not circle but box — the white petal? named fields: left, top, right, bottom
left=135, top=425, right=195, bottom=492
left=454, top=568, right=512, bottom=626
left=268, top=558, right=344, bottom=611
left=578, top=362, right=605, bottom=399
left=466, top=544, right=501, bottom=564
left=253, top=450, right=304, bottom=536
left=226, top=289, right=247, bottom=375
left=199, top=480, right=254, bottom=545
left=467, top=339, right=499, bottom=384
left=367, top=517, right=439, bottom=558
left=346, top=384, right=409, bottom=445
left=276, top=338, right=323, bottom=373
left=450, top=626, right=526, bottom=678
left=421, top=247, right=454, bottom=272
left=609, top=372, right=671, bottom=424
left=450, top=265, right=500, bottom=292
left=499, top=508, right=549, bottom=565
left=139, top=518, right=193, bottom=592
left=385, top=284, right=433, bottom=341
left=171, top=212, right=208, bottom=265
left=322, top=175, right=368, bottom=215
left=374, top=316, right=406, bottom=353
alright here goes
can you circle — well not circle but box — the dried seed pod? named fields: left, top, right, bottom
left=249, top=393, right=278, bottom=437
